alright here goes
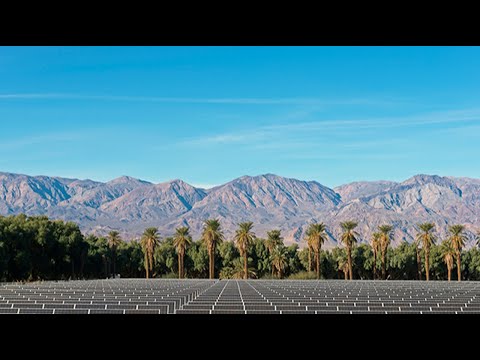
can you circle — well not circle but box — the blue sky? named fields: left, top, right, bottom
left=1, top=46, right=479, bottom=188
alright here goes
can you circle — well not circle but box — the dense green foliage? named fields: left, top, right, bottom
left=1, top=214, right=480, bottom=281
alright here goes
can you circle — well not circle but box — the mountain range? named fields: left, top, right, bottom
left=1, top=171, right=479, bottom=248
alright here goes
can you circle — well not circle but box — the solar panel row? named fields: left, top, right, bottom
left=1, top=279, right=479, bottom=314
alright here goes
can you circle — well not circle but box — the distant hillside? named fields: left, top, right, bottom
left=1, top=171, right=478, bottom=248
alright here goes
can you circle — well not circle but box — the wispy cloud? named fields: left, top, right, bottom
left=0, top=93, right=401, bottom=106
left=179, top=108, right=480, bottom=148
left=180, top=131, right=270, bottom=146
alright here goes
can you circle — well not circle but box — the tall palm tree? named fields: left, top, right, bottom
left=370, top=232, right=381, bottom=280
left=107, top=231, right=122, bottom=278
left=141, top=227, right=160, bottom=279
left=202, top=219, right=224, bottom=279
left=266, top=230, right=283, bottom=275
left=448, top=224, right=467, bottom=281
left=440, top=239, right=455, bottom=281
left=271, top=246, right=288, bottom=279
left=304, top=235, right=313, bottom=273
left=306, top=223, right=327, bottom=279
left=173, top=226, right=192, bottom=279
left=416, top=222, right=436, bottom=281
left=340, top=221, right=358, bottom=280
left=378, top=224, right=393, bottom=280
left=234, top=222, right=256, bottom=279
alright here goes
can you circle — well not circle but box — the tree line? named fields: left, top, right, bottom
left=1, top=214, right=479, bottom=282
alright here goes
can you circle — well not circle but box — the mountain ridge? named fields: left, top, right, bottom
left=0, top=171, right=478, bottom=248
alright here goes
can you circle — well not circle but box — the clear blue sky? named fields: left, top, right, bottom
left=1, top=46, right=479, bottom=188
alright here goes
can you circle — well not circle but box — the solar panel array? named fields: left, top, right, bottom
left=1, top=279, right=479, bottom=314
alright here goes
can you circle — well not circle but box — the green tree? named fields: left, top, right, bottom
left=304, top=234, right=313, bottom=273
left=202, top=219, right=224, bottom=279
left=337, top=251, right=349, bottom=280
left=107, top=231, right=122, bottom=278
left=448, top=224, right=467, bottom=281
left=352, top=244, right=373, bottom=280
left=440, top=239, right=455, bottom=281
left=378, top=225, right=393, bottom=280
left=234, top=222, right=256, bottom=279
left=265, top=230, right=283, bottom=255
left=388, top=242, right=417, bottom=280
left=173, top=227, right=192, bottom=279
left=306, top=223, right=327, bottom=279
left=416, top=223, right=436, bottom=281
left=187, top=241, right=209, bottom=278
left=270, top=246, right=288, bottom=279
left=370, top=232, right=381, bottom=280
left=340, top=221, right=359, bottom=280
left=141, top=227, right=160, bottom=279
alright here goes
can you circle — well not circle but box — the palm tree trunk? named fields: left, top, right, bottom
left=447, top=265, right=451, bottom=281
left=456, top=252, right=461, bottom=281
left=344, top=270, right=348, bottom=280
left=308, top=248, right=311, bottom=272
left=373, top=251, right=377, bottom=280
left=425, top=248, right=430, bottom=281
left=209, top=248, right=215, bottom=279
left=382, top=250, right=386, bottom=280
left=182, top=255, right=185, bottom=278
left=244, top=254, right=248, bottom=280
left=145, top=253, right=149, bottom=279
left=416, top=247, right=422, bottom=280
left=113, top=248, right=116, bottom=278
left=347, top=246, right=353, bottom=280
left=178, top=253, right=182, bottom=279
left=315, top=251, right=320, bottom=279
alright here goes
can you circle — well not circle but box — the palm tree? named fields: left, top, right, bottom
left=107, top=231, right=122, bottom=278
left=141, top=227, right=160, bottom=279
left=476, top=231, right=480, bottom=248
left=234, top=222, right=256, bottom=279
left=448, top=224, right=467, bottom=281
left=378, top=224, right=393, bottom=280
left=306, top=223, right=327, bottom=279
left=173, top=226, right=192, bottom=279
left=266, top=230, right=283, bottom=275
left=304, top=235, right=313, bottom=273
left=202, top=219, right=224, bottom=279
left=337, top=252, right=349, bottom=280
left=370, top=232, right=381, bottom=280
left=440, top=239, right=455, bottom=281
left=265, top=230, right=283, bottom=254
left=416, top=222, right=436, bottom=281
left=270, top=246, right=288, bottom=279
left=340, top=221, right=358, bottom=280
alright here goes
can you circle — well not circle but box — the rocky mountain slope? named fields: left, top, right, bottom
left=0, top=171, right=478, bottom=248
